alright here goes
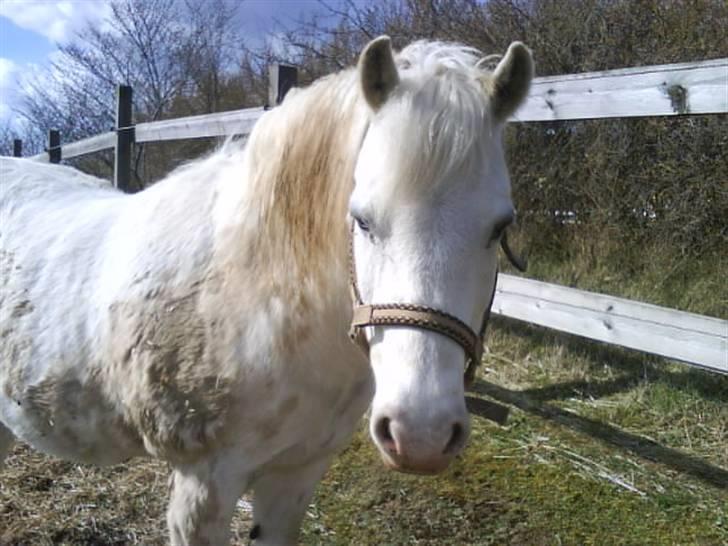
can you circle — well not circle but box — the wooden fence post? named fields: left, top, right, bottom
left=114, top=84, right=134, bottom=192
left=267, top=64, right=298, bottom=108
left=13, top=139, right=22, bottom=157
left=48, top=130, right=61, bottom=163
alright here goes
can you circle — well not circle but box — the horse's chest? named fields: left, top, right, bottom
left=253, top=369, right=374, bottom=468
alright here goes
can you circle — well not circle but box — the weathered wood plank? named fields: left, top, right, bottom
left=134, top=107, right=264, bottom=143
left=512, top=57, right=728, bottom=121
left=26, top=58, right=728, bottom=160
left=31, top=59, right=727, bottom=160
left=29, top=108, right=262, bottom=160
left=493, top=275, right=727, bottom=374
left=31, top=132, right=116, bottom=160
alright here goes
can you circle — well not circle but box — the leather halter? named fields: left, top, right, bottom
left=348, top=220, right=526, bottom=388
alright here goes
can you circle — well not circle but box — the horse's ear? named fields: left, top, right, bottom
left=359, top=36, right=399, bottom=110
left=490, top=42, right=534, bottom=122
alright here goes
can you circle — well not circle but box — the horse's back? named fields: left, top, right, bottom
left=0, top=158, right=143, bottom=463
left=1, top=156, right=116, bottom=204
left=0, top=158, right=120, bottom=252
left=0, top=158, right=122, bottom=309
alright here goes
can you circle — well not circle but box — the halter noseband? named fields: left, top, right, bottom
left=348, top=220, right=526, bottom=388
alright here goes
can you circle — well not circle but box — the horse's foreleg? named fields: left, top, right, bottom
left=250, top=455, right=333, bottom=546
left=167, top=452, right=251, bottom=546
left=0, top=422, right=15, bottom=469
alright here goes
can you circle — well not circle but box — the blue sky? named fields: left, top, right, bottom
left=0, top=15, right=55, bottom=64
left=0, top=0, right=341, bottom=125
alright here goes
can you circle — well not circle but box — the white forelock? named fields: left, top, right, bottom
left=383, top=41, right=500, bottom=193
left=397, top=40, right=485, bottom=72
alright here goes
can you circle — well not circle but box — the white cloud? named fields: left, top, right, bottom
left=0, top=1, right=113, bottom=126
left=0, top=58, right=16, bottom=84
left=0, top=55, right=59, bottom=126
left=0, top=57, right=18, bottom=119
left=0, top=0, right=112, bottom=43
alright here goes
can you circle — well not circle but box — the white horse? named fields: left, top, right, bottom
left=0, top=37, right=533, bottom=544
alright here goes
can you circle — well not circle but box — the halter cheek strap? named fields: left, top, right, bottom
left=348, top=220, right=517, bottom=388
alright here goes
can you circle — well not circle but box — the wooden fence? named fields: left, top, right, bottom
left=16, top=59, right=728, bottom=375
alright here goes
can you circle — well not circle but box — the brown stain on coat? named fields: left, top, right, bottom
left=10, top=299, right=34, bottom=318
left=107, top=280, right=237, bottom=462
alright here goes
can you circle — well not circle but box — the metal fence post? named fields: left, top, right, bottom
left=13, top=139, right=22, bottom=157
left=48, top=130, right=61, bottom=163
left=267, top=63, right=298, bottom=108
left=114, top=84, right=134, bottom=192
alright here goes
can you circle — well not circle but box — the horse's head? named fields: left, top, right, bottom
left=349, top=37, right=533, bottom=474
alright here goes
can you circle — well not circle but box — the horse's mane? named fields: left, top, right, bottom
left=220, top=41, right=499, bottom=287
left=242, top=68, right=365, bottom=278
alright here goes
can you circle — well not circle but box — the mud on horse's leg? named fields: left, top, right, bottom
left=167, top=451, right=252, bottom=546
left=250, top=455, right=333, bottom=546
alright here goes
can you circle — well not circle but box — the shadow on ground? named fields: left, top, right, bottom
left=468, top=318, right=728, bottom=490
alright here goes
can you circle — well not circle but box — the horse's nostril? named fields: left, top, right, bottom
left=374, top=417, right=396, bottom=453
left=443, top=422, right=465, bottom=455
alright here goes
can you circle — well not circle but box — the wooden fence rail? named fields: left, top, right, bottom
left=518, top=57, right=728, bottom=121
left=493, top=276, right=726, bottom=374
left=135, top=107, right=263, bottom=143
left=27, top=57, right=728, bottom=163
left=17, top=58, right=728, bottom=375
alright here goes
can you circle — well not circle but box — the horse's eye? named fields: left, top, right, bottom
left=354, top=215, right=371, bottom=233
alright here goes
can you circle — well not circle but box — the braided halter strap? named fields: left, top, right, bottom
left=348, top=221, right=504, bottom=388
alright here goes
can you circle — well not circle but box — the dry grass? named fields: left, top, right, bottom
left=0, top=445, right=256, bottom=545
left=1, top=446, right=169, bottom=545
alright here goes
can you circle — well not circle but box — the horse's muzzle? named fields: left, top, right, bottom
left=370, top=410, right=470, bottom=474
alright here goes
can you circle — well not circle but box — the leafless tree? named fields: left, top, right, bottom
left=15, top=0, right=248, bottom=185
